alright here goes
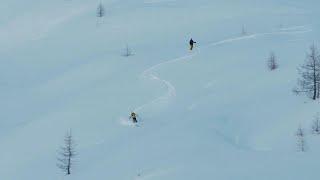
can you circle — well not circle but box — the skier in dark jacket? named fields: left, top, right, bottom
left=189, top=38, right=196, bottom=50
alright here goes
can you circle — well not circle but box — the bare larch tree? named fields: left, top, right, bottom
left=267, top=52, right=278, bottom=71
left=97, top=2, right=105, bottom=18
left=122, top=44, right=133, bottom=57
left=296, top=125, right=306, bottom=152
left=57, top=130, right=76, bottom=175
left=295, top=44, right=320, bottom=100
left=241, top=25, right=248, bottom=36
left=312, top=113, right=320, bottom=134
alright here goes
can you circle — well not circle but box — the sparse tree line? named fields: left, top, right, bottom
left=263, top=42, right=320, bottom=101
left=55, top=2, right=134, bottom=176
left=95, top=2, right=134, bottom=57
left=240, top=26, right=320, bottom=152
left=295, top=113, right=320, bottom=152
left=264, top=43, right=320, bottom=152
left=291, top=44, right=320, bottom=152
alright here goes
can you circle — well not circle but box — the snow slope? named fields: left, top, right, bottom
left=1, top=0, right=320, bottom=179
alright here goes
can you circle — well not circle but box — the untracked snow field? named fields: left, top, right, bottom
left=1, top=0, right=320, bottom=179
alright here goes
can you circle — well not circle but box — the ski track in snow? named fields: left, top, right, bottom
left=125, top=26, right=313, bottom=151
left=119, top=26, right=311, bottom=131
left=278, top=25, right=310, bottom=31
left=134, top=53, right=197, bottom=112
left=134, top=26, right=312, bottom=113
left=134, top=168, right=173, bottom=180
left=204, top=29, right=312, bottom=48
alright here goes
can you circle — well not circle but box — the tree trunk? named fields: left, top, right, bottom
left=317, top=82, right=320, bottom=99
left=313, top=61, right=317, bottom=100
left=67, top=157, right=71, bottom=175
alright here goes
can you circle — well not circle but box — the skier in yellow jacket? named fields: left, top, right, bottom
left=130, top=112, right=138, bottom=123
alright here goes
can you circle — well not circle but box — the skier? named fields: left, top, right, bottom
left=189, top=38, right=196, bottom=50
left=130, top=112, right=138, bottom=123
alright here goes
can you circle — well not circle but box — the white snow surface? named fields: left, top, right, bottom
left=1, top=0, right=320, bottom=179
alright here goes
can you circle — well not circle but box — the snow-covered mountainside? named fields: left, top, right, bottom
left=1, top=0, right=320, bottom=179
